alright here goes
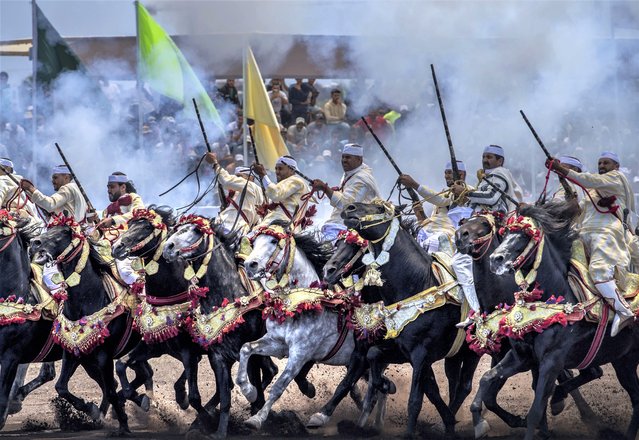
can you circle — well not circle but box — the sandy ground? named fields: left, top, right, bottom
left=0, top=355, right=634, bottom=439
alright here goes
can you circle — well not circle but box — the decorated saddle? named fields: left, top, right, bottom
left=0, top=263, right=58, bottom=325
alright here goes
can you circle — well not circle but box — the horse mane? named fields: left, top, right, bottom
left=14, top=217, right=38, bottom=248
left=211, top=221, right=240, bottom=250
left=269, top=219, right=333, bottom=277
left=518, top=198, right=581, bottom=262
left=400, top=216, right=420, bottom=239
left=148, top=204, right=176, bottom=228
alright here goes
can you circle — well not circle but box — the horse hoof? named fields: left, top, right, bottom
left=244, top=415, right=263, bottom=430
left=302, top=383, right=316, bottom=399
left=384, top=380, right=397, bottom=395
left=184, top=429, right=204, bottom=440
left=550, top=398, right=565, bottom=416
left=89, top=403, right=101, bottom=421
left=108, top=427, right=132, bottom=437
left=307, top=412, right=330, bottom=428
left=140, top=395, right=150, bottom=412
left=474, top=419, right=490, bottom=439
left=7, top=400, right=23, bottom=415
left=241, top=384, right=258, bottom=403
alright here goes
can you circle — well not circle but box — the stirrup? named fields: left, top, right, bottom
left=456, top=317, right=473, bottom=329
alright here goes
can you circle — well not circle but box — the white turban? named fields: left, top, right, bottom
left=108, top=174, right=129, bottom=183
left=235, top=166, right=251, bottom=175
left=0, top=158, right=13, bottom=169
left=599, top=151, right=620, bottom=164
left=483, top=145, right=504, bottom=157
left=558, top=155, right=583, bottom=171
left=342, top=143, right=363, bottom=157
left=52, top=165, right=71, bottom=175
left=276, top=156, right=298, bottom=170
left=445, top=160, right=466, bottom=171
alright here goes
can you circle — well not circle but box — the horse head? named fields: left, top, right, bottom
left=455, top=211, right=503, bottom=257
left=323, top=229, right=369, bottom=286
left=112, top=206, right=172, bottom=260
left=490, top=199, right=579, bottom=278
left=30, top=215, right=84, bottom=265
left=245, top=221, right=292, bottom=280
left=341, top=199, right=397, bottom=242
left=163, top=214, right=214, bottom=262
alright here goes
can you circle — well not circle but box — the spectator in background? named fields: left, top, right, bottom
left=355, top=107, right=391, bottom=145
left=226, top=110, right=245, bottom=155
left=0, top=72, right=15, bottom=122
left=218, top=78, right=240, bottom=105
left=323, top=89, right=349, bottom=136
left=289, top=78, right=311, bottom=122
left=307, top=112, right=327, bottom=147
left=287, top=117, right=308, bottom=153
left=268, top=84, right=288, bottom=123
left=305, top=78, right=320, bottom=109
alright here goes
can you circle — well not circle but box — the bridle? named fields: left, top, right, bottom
left=250, top=224, right=296, bottom=283
left=464, top=211, right=502, bottom=261
left=333, top=229, right=369, bottom=278
left=498, top=214, right=545, bottom=289
left=173, top=215, right=218, bottom=283
left=44, top=215, right=90, bottom=296
left=128, top=209, right=168, bottom=260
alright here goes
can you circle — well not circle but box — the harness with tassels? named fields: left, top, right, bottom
left=250, top=224, right=296, bottom=289
left=48, top=216, right=132, bottom=356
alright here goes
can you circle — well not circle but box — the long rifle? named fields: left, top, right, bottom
left=519, top=110, right=576, bottom=201
left=247, top=123, right=268, bottom=200
left=431, top=64, right=460, bottom=181
left=54, top=143, right=95, bottom=212
left=360, top=116, right=425, bottom=220
left=192, top=98, right=228, bottom=210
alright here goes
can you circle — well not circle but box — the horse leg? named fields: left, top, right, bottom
left=247, top=356, right=265, bottom=413
left=611, top=357, right=639, bottom=440
left=550, top=367, right=601, bottom=417
left=173, top=368, right=189, bottom=410
left=236, top=336, right=286, bottom=404
left=8, top=364, right=28, bottom=415
left=95, top=352, right=130, bottom=436
left=421, top=364, right=457, bottom=436
left=182, top=350, right=204, bottom=416
left=307, top=344, right=369, bottom=428
left=357, top=346, right=386, bottom=428
left=447, top=349, right=481, bottom=416
left=524, top=354, right=565, bottom=440
left=245, top=351, right=310, bottom=430
left=83, top=361, right=110, bottom=416
left=55, top=356, right=101, bottom=421
left=13, top=362, right=56, bottom=411
left=293, top=360, right=316, bottom=399
left=443, top=355, right=462, bottom=412
left=115, top=349, right=153, bottom=410
left=208, top=352, right=233, bottom=439
left=470, top=349, right=530, bottom=438
left=0, top=358, right=20, bottom=429
left=259, top=356, right=278, bottom=391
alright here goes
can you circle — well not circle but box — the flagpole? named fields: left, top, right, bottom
left=31, top=0, right=38, bottom=174
left=134, top=1, right=143, bottom=151
left=242, top=45, right=248, bottom=164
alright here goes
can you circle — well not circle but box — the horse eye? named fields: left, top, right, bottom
left=271, top=238, right=278, bottom=245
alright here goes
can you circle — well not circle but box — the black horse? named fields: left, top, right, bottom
left=162, top=214, right=308, bottom=438
left=341, top=201, right=480, bottom=437
left=456, top=210, right=599, bottom=437
left=471, top=199, right=639, bottom=440
left=0, top=212, right=61, bottom=429
left=30, top=216, right=141, bottom=435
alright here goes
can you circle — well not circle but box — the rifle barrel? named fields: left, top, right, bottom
left=519, top=110, right=552, bottom=160
left=193, top=98, right=212, bottom=153
left=54, top=143, right=95, bottom=212
left=430, top=64, right=460, bottom=181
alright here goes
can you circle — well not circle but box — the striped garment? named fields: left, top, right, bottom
left=467, top=166, right=522, bottom=213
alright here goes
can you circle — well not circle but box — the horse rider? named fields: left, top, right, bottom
left=205, top=152, right=264, bottom=235
left=253, top=155, right=309, bottom=228
left=311, top=143, right=380, bottom=241
left=20, top=164, right=88, bottom=223
left=551, top=155, right=584, bottom=202
left=547, top=151, right=635, bottom=336
left=0, top=156, right=44, bottom=236
left=398, top=160, right=471, bottom=255
left=450, top=145, right=524, bottom=328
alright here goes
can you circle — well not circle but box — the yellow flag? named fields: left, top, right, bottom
left=244, top=47, right=289, bottom=169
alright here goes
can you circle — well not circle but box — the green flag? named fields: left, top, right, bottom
left=136, top=2, right=224, bottom=132
left=34, top=2, right=110, bottom=112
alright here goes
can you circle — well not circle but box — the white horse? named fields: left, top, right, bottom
left=236, top=221, right=358, bottom=429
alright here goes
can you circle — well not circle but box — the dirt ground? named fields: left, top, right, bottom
left=0, top=356, right=633, bottom=439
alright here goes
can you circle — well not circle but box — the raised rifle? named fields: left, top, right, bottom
left=54, top=142, right=96, bottom=213
left=360, top=116, right=426, bottom=220
left=247, top=123, right=268, bottom=200
left=193, top=98, right=228, bottom=210
left=520, top=110, right=576, bottom=202
left=431, top=64, right=461, bottom=182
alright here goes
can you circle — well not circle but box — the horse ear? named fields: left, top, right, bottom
left=155, top=205, right=176, bottom=227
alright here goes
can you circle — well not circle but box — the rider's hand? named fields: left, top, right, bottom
left=451, top=182, right=465, bottom=196
left=252, top=163, right=267, bottom=178
left=311, top=179, right=328, bottom=192
left=205, top=152, right=218, bottom=166
left=398, top=174, right=419, bottom=190
left=19, top=179, right=35, bottom=193
left=96, top=217, right=115, bottom=229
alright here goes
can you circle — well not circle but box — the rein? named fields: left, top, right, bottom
left=251, top=224, right=296, bottom=285
left=335, top=229, right=369, bottom=278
